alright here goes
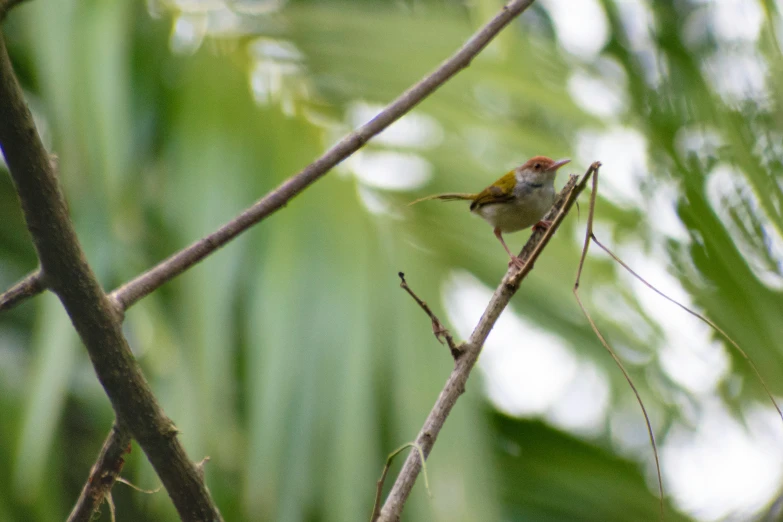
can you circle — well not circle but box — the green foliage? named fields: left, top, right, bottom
left=492, top=412, right=690, bottom=522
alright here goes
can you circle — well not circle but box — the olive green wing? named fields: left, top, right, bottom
left=469, top=170, right=517, bottom=210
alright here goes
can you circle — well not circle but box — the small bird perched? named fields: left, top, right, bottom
left=410, top=156, right=570, bottom=268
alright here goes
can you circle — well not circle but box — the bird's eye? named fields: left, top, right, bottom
left=534, top=163, right=541, bottom=170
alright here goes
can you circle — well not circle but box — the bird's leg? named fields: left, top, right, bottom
left=494, top=228, right=525, bottom=269
left=532, top=220, right=553, bottom=233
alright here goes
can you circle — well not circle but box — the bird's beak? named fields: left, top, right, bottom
left=549, top=158, right=571, bottom=171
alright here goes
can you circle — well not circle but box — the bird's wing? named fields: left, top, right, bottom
left=469, top=170, right=516, bottom=210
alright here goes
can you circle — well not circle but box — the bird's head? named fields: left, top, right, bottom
left=515, top=156, right=570, bottom=184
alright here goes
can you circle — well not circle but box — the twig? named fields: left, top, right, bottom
left=108, top=0, right=537, bottom=312
left=376, top=163, right=595, bottom=522
left=591, top=236, right=783, bottom=424
left=0, top=269, right=46, bottom=312
left=0, top=32, right=223, bottom=521
left=572, top=168, right=664, bottom=520
left=67, top=423, right=131, bottom=522
left=398, top=272, right=460, bottom=358
left=370, top=443, right=430, bottom=522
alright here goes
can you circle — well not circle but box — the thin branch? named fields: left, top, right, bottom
left=591, top=235, right=783, bottom=424
left=67, top=424, right=131, bottom=522
left=0, top=32, right=222, bottom=521
left=572, top=169, right=663, bottom=520
left=370, top=443, right=430, bottom=522
left=572, top=294, right=663, bottom=516
left=377, top=163, right=595, bottom=522
left=573, top=164, right=598, bottom=287
left=0, top=269, right=45, bottom=312
left=398, top=272, right=460, bottom=358
left=109, top=0, right=538, bottom=312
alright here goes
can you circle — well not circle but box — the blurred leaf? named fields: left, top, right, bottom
left=491, top=411, right=692, bottom=522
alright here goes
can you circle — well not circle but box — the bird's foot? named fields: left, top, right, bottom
left=508, top=256, right=526, bottom=270
left=532, top=220, right=552, bottom=233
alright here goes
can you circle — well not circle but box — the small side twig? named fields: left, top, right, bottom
left=0, top=269, right=46, bottom=312
left=370, top=443, right=430, bottom=522
left=572, top=167, right=664, bottom=520
left=67, top=423, right=131, bottom=522
left=398, top=272, right=460, bottom=358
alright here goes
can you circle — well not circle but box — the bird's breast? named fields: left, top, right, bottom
left=472, top=184, right=554, bottom=233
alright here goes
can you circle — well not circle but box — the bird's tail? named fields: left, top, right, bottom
left=408, top=193, right=476, bottom=206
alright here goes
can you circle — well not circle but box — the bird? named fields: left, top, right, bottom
left=410, top=156, right=570, bottom=268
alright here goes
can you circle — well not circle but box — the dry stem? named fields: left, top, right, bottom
left=591, top=236, right=783, bottom=424
left=572, top=167, right=664, bottom=520
left=398, top=272, right=460, bottom=357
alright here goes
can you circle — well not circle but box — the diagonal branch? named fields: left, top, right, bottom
left=591, top=235, right=783, bottom=424
left=3, top=0, right=539, bottom=318
left=377, top=163, right=598, bottom=521
left=59, top=1, right=538, bottom=519
left=0, top=32, right=223, bottom=521
left=109, top=0, right=538, bottom=312
left=0, top=269, right=45, bottom=312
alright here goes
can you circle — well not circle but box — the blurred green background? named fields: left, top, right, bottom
left=1, top=0, right=783, bottom=521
